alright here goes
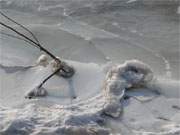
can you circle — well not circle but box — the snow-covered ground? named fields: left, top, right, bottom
left=0, top=0, right=179, bottom=135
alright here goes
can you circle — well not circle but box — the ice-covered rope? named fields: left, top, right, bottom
left=0, top=13, right=75, bottom=98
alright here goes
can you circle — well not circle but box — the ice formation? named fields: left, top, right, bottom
left=50, top=56, right=61, bottom=72
left=25, top=87, right=47, bottom=99
left=35, top=54, right=49, bottom=67
left=49, top=60, right=155, bottom=131
left=103, top=60, right=154, bottom=117
left=1, top=59, right=179, bottom=135
left=49, top=56, right=75, bottom=78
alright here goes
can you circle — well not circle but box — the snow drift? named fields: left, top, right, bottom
left=0, top=59, right=179, bottom=135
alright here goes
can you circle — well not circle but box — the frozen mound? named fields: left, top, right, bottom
left=0, top=23, right=179, bottom=134
left=0, top=58, right=106, bottom=106
left=2, top=59, right=179, bottom=135
left=102, top=60, right=154, bottom=118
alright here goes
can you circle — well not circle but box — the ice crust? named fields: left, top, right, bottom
left=103, top=60, right=154, bottom=118
left=0, top=0, right=179, bottom=134
left=1, top=59, right=179, bottom=135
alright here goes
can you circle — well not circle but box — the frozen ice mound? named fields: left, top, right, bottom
left=102, top=60, right=155, bottom=117
left=1, top=57, right=180, bottom=134
left=0, top=59, right=106, bottom=106
left=2, top=59, right=177, bottom=135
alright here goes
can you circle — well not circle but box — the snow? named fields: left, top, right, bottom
left=0, top=0, right=179, bottom=134
left=0, top=57, right=179, bottom=135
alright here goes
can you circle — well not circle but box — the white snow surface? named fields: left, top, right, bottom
left=0, top=57, right=179, bottom=135
left=0, top=0, right=179, bottom=135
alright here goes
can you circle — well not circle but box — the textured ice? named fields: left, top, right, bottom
left=2, top=59, right=179, bottom=135
left=35, top=54, right=49, bottom=67
left=58, top=18, right=118, bottom=40
left=103, top=60, right=154, bottom=118
left=0, top=0, right=179, bottom=134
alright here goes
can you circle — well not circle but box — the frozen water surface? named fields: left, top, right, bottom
left=0, top=0, right=179, bottom=135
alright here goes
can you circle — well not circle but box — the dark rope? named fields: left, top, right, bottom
left=0, top=32, right=39, bottom=48
left=0, top=11, right=40, bottom=44
left=38, top=68, right=61, bottom=88
left=0, top=21, right=60, bottom=62
left=0, top=13, right=74, bottom=91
